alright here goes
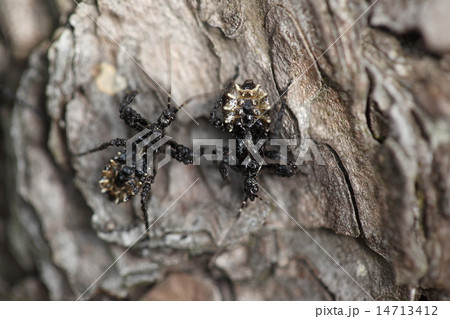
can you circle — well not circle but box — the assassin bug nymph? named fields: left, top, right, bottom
left=209, top=79, right=298, bottom=215
left=75, top=90, right=200, bottom=231
left=75, top=41, right=206, bottom=232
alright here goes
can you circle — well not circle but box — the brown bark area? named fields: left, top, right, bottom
left=1, top=0, right=450, bottom=300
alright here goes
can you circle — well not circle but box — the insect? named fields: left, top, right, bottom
left=209, top=79, right=298, bottom=215
left=75, top=90, right=199, bottom=231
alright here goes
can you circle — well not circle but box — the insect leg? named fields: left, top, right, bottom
left=263, top=149, right=288, bottom=161
left=262, top=162, right=297, bottom=177
left=243, top=173, right=259, bottom=203
left=165, top=40, right=174, bottom=111
left=218, top=145, right=232, bottom=181
left=166, top=140, right=194, bottom=165
left=74, top=138, right=127, bottom=156
left=209, top=79, right=236, bottom=131
left=219, top=161, right=230, bottom=181
left=119, top=91, right=151, bottom=131
left=140, top=162, right=157, bottom=232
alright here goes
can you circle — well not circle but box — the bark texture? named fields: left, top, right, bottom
left=2, top=0, right=450, bottom=300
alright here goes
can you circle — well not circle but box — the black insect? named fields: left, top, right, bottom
left=209, top=79, right=298, bottom=214
left=75, top=91, right=198, bottom=231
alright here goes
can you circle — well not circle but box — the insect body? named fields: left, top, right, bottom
left=99, top=149, right=146, bottom=204
left=76, top=91, right=194, bottom=230
left=210, top=79, right=298, bottom=212
left=222, top=80, right=272, bottom=135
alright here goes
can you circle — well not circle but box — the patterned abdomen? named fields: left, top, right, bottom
left=99, top=151, right=145, bottom=204
left=222, top=80, right=271, bottom=133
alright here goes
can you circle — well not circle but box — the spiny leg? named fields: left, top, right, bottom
left=219, top=145, right=233, bottom=181
left=263, top=149, right=287, bottom=161
left=219, top=161, right=230, bottom=181
left=238, top=173, right=260, bottom=218
left=263, top=149, right=293, bottom=167
left=208, top=145, right=232, bottom=181
left=119, top=49, right=174, bottom=133
left=209, top=66, right=242, bottom=131
left=167, top=140, right=194, bottom=165
left=119, top=91, right=151, bottom=131
left=210, top=100, right=225, bottom=130
left=263, top=145, right=298, bottom=178
left=214, top=65, right=240, bottom=120
left=262, top=162, right=297, bottom=177
left=74, top=138, right=127, bottom=156
left=140, top=165, right=157, bottom=232
left=156, top=91, right=213, bottom=130
left=210, top=80, right=237, bottom=130
left=211, top=65, right=240, bottom=121
left=167, top=141, right=214, bottom=167
left=119, top=85, right=208, bottom=133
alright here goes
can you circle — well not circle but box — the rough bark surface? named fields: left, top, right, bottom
left=2, top=0, right=450, bottom=300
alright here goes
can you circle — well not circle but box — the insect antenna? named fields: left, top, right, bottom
left=176, top=91, right=217, bottom=110
left=166, top=40, right=172, bottom=109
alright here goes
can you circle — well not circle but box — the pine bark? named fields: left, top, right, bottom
left=3, top=0, right=450, bottom=300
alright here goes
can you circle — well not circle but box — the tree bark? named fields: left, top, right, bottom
left=3, top=0, right=450, bottom=300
